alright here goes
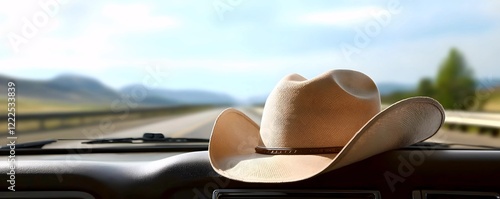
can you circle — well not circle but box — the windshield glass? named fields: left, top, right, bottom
left=0, top=0, right=499, bottom=148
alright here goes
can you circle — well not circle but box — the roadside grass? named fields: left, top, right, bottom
left=0, top=98, right=108, bottom=115
left=0, top=104, right=213, bottom=135
left=482, top=90, right=500, bottom=112
left=0, top=98, right=107, bottom=134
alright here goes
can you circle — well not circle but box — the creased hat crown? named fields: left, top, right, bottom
left=209, top=69, right=444, bottom=183
left=260, top=70, right=381, bottom=148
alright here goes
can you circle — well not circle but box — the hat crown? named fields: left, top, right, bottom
left=260, top=70, right=381, bottom=148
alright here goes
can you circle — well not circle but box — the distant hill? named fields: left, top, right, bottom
left=477, top=78, right=500, bottom=90
left=376, top=82, right=414, bottom=95
left=377, top=78, right=500, bottom=97
left=244, top=94, right=269, bottom=106
left=0, top=74, right=120, bottom=104
left=0, top=74, right=236, bottom=108
left=1, top=74, right=497, bottom=110
left=46, top=74, right=122, bottom=103
left=121, top=85, right=237, bottom=106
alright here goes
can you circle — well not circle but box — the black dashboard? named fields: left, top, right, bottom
left=1, top=149, right=500, bottom=199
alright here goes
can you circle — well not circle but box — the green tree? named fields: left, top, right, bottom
left=417, top=78, right=435, bottom=97
left=435, top=48, right=476, bottom=110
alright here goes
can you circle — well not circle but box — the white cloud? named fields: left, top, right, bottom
left=297, top=6, right=385, bottom=26
left=0, top=1, right=57, bottom=37
left=0, top=1, right=182, bottom=73
left=0, top=54, right=127, bottom=73
left=480, top=0, right=500, bottom=18
left=136, top=49, right=340, bottom=76
left=333, top=27, right=500, bottom=83
left=101, top=3, right=180, bottom=32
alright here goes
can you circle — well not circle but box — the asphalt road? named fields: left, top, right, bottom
left=103, top=107, right=262, bottom=139
left=4, top=108, right=261, bottom=144
left=5, top=107, right=500, bottom=148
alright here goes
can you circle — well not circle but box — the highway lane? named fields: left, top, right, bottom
left=6, top=108, right=227, bottom=144
left=106, top=107, right=262, bottom=139
left=104, top=108, right=225, bottom=139
left=6, top=113, right=207, bottom=144
left=4, top=107, right=261, bottom=147
left=177, top=108, right=260, bottom=138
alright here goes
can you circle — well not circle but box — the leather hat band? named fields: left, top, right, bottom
left=255, top=146, right=343, bottom=155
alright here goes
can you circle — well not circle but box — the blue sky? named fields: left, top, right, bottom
left=1, top=0, right=499, bottom=100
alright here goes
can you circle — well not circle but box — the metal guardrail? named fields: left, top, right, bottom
left=444, top=111, right=500, bottom=136
left=0, top=105, right=211, bottom=134
left=381, top=104, right=500, bottom=136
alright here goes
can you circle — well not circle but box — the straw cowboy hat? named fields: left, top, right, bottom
left=209, top=69, right=445, bottom=183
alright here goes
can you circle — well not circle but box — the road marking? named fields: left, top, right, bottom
left=168, top=117, right=215, bottom=138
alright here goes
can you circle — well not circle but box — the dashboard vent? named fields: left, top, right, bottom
left=213, top=189, right=380, bottom=199
left=413, top=190, right=500, bottom=199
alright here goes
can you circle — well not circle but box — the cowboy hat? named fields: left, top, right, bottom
left=209, top=69, right=445, bottom=183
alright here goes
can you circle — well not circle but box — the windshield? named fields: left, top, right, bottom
left=0, top=0, right=499, bottom=149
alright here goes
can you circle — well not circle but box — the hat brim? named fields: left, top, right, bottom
left=208, top=97, right=444, bottom=183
